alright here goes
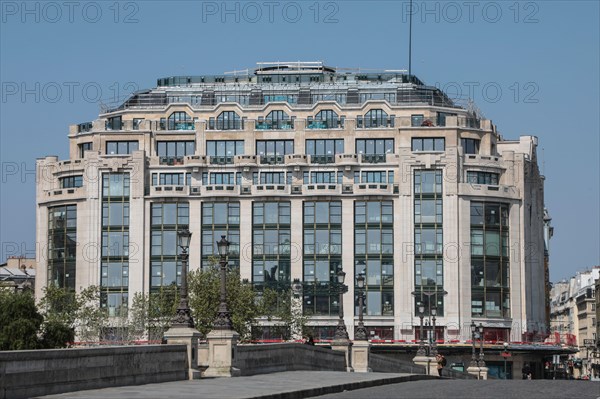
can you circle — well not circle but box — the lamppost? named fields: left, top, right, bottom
left=502, top=342, right=510, bottom=379
left=213, top=235, right=233, bottom=330
left=333, top=269, right=349, bottom=340
left=417, top=303, right=427, bottom=356
left=430, top=307, right=438, bottom=356
left=470, top=321, right=479, bottom=368
left=477, top=323, right=486, bottom=367
left=355, top=273, right=367, bottom=341
left=172, top=229, right=194, bottom=327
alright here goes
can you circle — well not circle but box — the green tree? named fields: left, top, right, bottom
left=40, top=285, right=107, bottom=345
left=0, top=290, right=43, bottom=350
left=128, top=285, right=179, bottom=342
left=188, top=263, right=260, bottom=340
left=0, top=290, right=73, bottom=350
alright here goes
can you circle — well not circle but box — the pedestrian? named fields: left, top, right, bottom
left=436, top=354, right=446, bottom=377
left=304, top=335, right=315, bottom=346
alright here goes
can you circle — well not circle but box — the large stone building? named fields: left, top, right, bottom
left=549, top=266, right=599, bottom=378
left=35, top=61, right=548, bottom=343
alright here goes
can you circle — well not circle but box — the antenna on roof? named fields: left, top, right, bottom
left=408, top=0, right=413, bottom=78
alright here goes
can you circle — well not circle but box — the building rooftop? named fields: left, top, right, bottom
left=103, top=61, right=466, bottom=114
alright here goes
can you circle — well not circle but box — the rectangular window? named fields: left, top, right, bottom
left=306, top=139, right=344, bottom=164
left=414, top=169, right=444, bottom=316
left=47, top=205, right=77, bottom=289
left=256, top=140, right=294, bottom=164
left=354, top=201, right=394, bottom=317
left=461, top=138, right=480, bottom=154
left=157, top=141, right=195, bottom=159
left=101, top=173, right=131, bottom=306
left=253, top=202, right=291, bottom=293
left=78, top=142, right=92, bottom=158
left=411, top=138, right=445, bottom=152
left=258, top=172, right=287, bottom=184
left=466, top=171, right=500, bottom=185
left=470, top=201, right=510, bottom=318
left=206, top=140, right=244, bottom=164
left=150, top=203, right=189, bottom=288
left=106, top=141, right=139, bottom=155
left=106, top=116, right=122, bottom=130
left=411, top=114, right=424, bottom=127
left=201, top=203, right=240, bottom=269
left=60, top=175, right=83, bottom=188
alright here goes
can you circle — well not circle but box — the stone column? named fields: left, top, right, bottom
left=203, top=329, right=241, bottom=378
left=164, top=326, right=202, bottom=380
left=467, top=365, right=488, bottom=380
left=413, top=355, right=436, bottom=376
left=331, top=340, right=354, bottom=372
left=351, top=341, right=371, bottom=372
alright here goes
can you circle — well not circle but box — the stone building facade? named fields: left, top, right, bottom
left=35, top=62, right=548, bottom=343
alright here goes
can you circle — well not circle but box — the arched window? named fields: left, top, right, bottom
left=168, top=112, right=193, bottom=130
left=357, top=109, right=394, bottom=128
left=308, top=110, right=344, bottom=129
left=213, top=111, right=242, bottom=130
left=257, top=110, right=294, bottom=130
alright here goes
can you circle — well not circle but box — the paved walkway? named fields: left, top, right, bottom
left=38, top=372, right=434, bottom=399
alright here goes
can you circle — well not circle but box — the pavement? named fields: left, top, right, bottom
left=38, top=372, right=435, bottom=399
left=313, top=379, right=600, bottom=399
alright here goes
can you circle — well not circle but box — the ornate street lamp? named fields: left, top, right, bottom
left=172, top=229, right=194, bottom=327
left=470, top=321, right=478, bottom=367
left=355, top=273, right=367, bottom=341
left=430, top=307, right=438, bottom=356
left=333, top=269, right=349, bottom=340
left=416, top=303, right=427, bottom=356
left=478, top=323, right=486, bottom=367
left=213, top=235, right=233, bottom=330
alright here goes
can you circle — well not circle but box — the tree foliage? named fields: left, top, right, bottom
left=188, top=264, right=260, bottom=339
left=0, top=290, right=73, bottom=350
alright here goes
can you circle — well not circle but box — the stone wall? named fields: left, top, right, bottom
left=368, top=353, right=427, bottom=374
left=0, top=345, right=188, bottom=399
left=234, top=343, right=346, bottom=376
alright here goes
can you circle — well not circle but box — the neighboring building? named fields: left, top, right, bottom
left=0, top=256, right=36, bottom=291
left=35, top=61, right=549, bottom=344
left=549, top=266, right=599, bottom=378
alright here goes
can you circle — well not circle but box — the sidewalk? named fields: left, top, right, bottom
left=38, top=371, right=436, bottom=399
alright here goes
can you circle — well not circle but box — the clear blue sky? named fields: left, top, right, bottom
left=1, top=0, right=598, bottom=282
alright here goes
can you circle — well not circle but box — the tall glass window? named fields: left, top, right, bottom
left=354, top=201, right=394, bottom=316
left=303, top=201, right=342, bottom=316
left=356, top=139, right=394, bottom=163
left=201, top=203, right=240, bottom=269
left=47, top=205, right=77, bottom=290
left=252, top=202, right=291, bottom=290
left=100, top=173, right=130, bottom=317
left=256, top=140, right=294, bottom=164
left=306, top=139, right=344, bottom=164
left=414, top=170, right=445, bottom=316
left=206, top=140, right=244, bottom=164
left=151, top=203, right=189, bottom=289
left=471, top=202, right=510, bottom=318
